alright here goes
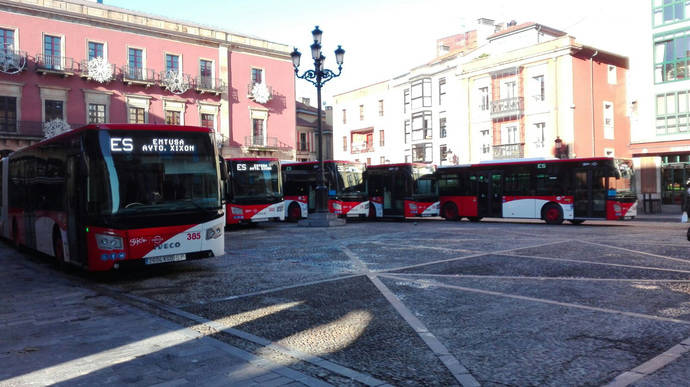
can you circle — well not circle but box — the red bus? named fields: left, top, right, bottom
left=281, top=160, right=367, bottom=221
left=0, top=124, right=226, bottom=271
left=365, top=163, right=439, bottom=219
left=436, top=157, right=636, bottom=224
left=224, top=158, right=284, bottom=224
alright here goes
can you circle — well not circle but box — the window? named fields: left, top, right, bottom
left=351, top=129, right=373, bottom=153
left=603, top=101, right=614, bottom=139
left=482, top=144, right=491, bottom=154
left=88, top=104, right=106, bottom=124
left=165, top=110, right=181, bottom=125
left=439, top=112, right=447, bottom=138
left=200, top=60, right=213, bottom=88
left=201, top=113, right=215, bottom=129
left=411, top=78, right=431, bottom=109
left=299, top=132, right=308, bottom=151
left=604, top=148, right=615, bottom=157
left=534, top=122, right=545, bottom=148
left=359, top=104, right=364, bottom=120
left=128, top=48, right=143, bottom=79
left=479, top=87, right=489, bottom=111
left=128, top=107, right=145, bottom=124
left=44, top=100, right=63, bottom=121
left=654, top=33, right=690, bottom=83
left=251, top=68, right=263, bottom=85
left=378, top=99, right=384, bottom=116
left=502, top=79, right=517, bottom=99
left=0, top=28, right=14, bottom=51
left=379, top=130, right=385, bottom=147
left=252, top=118, right=265, bottom=145
left=404, top=120, right=410, bottom=144
left=342, top=135, right=347, bottom=151
left=607, top=65, right=616, bottom=84
left=366, top=157, right=371, bottom=165
left=439, top=78, right=446, bottom=105
left=380, top=156, right=386, bottom=164
left=88, top=42, right=104, bottom=60
left=342, top=109, right=347, bottom=124
left=502, top=125, right=518, bottom=144
left=656, top=91, right=690, bottom=134
left=412, top=111, right=432, bottom=141
left=403, top=89, right=410, bottom=113
left=412, top=143, right=432, bottom=163
left=654, top=0, right=689, bottom=26
left=0, top=96, right=17, bottom=132
left=532, top=75, right=545, bottom=101
left=440, top=144, right=448, bottom=161
left=165, top=54, right=180, bottom=73
left=43, top=35, right=61, bottom=70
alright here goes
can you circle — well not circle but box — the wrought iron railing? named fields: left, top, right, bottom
left=0, top=120, right=87, bottom=138
left=35, top=54, right=75, bottom=73
left=195, top=76, right=225, bottom=94
left=493, top=143, right=524, bottom=160
left=490, top=97, right=524, bottom=119
left=121, top=65, right=157, bottom=84
left=244, top=136, right=292, bottom=149
left=0, top=49, right=27, bottom=74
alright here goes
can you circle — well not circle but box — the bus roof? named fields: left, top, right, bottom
left=367, top=163, right=436, bottom=169
left=225, top=157, right=279, bottom=162
left=438, top=157, right=615, bottom=169
left=281, top=160, right=363, bottom=166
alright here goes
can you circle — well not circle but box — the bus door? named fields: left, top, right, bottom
left=66, top=154, right=87, bottom=264
left=573, top=168, right=608, bottom=219
left=384, top=169, right=407, bottom=216
left=476, top=171, right=503, bottom=218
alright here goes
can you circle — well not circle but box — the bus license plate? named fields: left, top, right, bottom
left=145, top=254, right=186, bottom=265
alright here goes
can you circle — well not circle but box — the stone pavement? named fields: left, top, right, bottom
left=0, top=245, right=331, bottom=387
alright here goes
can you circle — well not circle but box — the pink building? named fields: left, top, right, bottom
left=0, top=0, right=295, bottom=159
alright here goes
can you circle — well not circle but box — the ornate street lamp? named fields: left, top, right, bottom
left=291, top=26, right=344, bottom=226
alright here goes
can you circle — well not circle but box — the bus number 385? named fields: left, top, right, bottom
left=186, top=232, right=201, bottom=240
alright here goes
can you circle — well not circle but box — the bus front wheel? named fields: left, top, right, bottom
left=443, top=203, right=459, bottom=221
left=542, top=204, right=564, bottom=225
left=287, top=203, right=301, bottom=222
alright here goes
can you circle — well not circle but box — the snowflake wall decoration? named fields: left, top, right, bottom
left=161, top=70, right=190, bottom=95
left=250, top=82, right=272, bottom=104
left=86, top=57, right=114, bottom=83
left=43, top=119, right=71, bottom=139
left=0, top=47, right=26, bottom=74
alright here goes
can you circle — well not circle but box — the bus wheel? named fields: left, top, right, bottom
left=287, top=203, right=301, bottom=222
left=368, top=203, right=377, bottom=220
left=542, top=204, right=564, bottom=225
left=569, top=219, right=585, bottom=225
left=443, top=203, right=459, bottom=221
left=468, top=216, right=482, bottom=222
left=53, top=229, right=67, bottom=269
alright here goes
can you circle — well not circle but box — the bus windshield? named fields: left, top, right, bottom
left=611, top=158, right=636, bottom=198
left=336, top=163, right=366, bottom=197
left=231, top=160, right=281, bottom=200
left=89, top=129, right=220, bottom=216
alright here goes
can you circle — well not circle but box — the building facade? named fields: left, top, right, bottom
left=294, top=98, right=333, bottom=161
left=332, top=20, right=630, bottom=168
left=0, top=0, right=295, bottom=159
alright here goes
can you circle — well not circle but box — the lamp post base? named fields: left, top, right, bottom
left=298, top=212, right=346, bottom=227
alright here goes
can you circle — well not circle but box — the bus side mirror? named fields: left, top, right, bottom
left=219, top=157, right=228, bottom=181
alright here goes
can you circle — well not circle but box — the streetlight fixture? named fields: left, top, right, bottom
left=291, top=26, right=345, bottom=226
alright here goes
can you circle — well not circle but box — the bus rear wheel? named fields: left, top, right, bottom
left=368, top=203, right=377, bottom=220
left=53, top=229, right=67, bottom=269
left=542, top=204, right=564, bottom=225
left=443, top=203, right=459, bottom=221
left=287, top=203, right=301, bottom=222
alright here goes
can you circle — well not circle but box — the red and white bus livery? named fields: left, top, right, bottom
left=0, top=124, right=225, bottom=271
left=365, top=163, right=439, bottom=219
left=281, top=161, right=368, bottom=221
left=224, top=158, right=284, bottom=225
left=437, top=157, right=636, bottom=224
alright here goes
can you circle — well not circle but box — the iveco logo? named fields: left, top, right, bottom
left=155, top=241, right=181, bottom=250
left=152, top=236, right=164, bottom=246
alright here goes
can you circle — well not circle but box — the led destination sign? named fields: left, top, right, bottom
left=236, top=163, right=273, bottom=171
left=110, top=137, right=197, bottom=153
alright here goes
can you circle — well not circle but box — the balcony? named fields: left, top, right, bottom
left=159, top=70, right=192, bottom=95
left=121, top=65, right=156, bottom=87
left=35, top=54, right=75, bottom=77
left=490, top=97, right=524, bottom=120
left=0, top=49, right=28, bottom=74
left=493, top=143, right=524, bottom=160
left=195, top=76, right=225, bottom=95
left=79, top=59, right=116, bottom=83
left=247, top=82, right=273, bottom=104
left=244, top=136, right=292, bottom=150
left=0, top=120, right=86, bottom=140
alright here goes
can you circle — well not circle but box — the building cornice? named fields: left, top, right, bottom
left=0, top=0, right=291, bottom=59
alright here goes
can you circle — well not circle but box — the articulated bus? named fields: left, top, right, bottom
left=437, top=157, right=637, bottom=224
left=0, top=124, right=226, bottom=271
left=281, top=160, right=368, bottom=221
left=224, top=158, right=284, bottom=224
left=365, top=163, right=440, bottom=219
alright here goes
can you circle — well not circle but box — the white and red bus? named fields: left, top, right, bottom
left=0, top=124, right=226, bottom=271
left=365, top=163, right=439, bottom=219
left=281, top=160, right=368, bottom=221
left=224, top=158, right=284, bottom=224
left=437, top=157, right=637, bottom=224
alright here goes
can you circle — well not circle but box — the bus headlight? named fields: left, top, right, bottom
left=409, top=203, right=418, bottom=210
left=95, top=234, right=123, bottom=250
left=206, top=224, right=224, bottom=240
left=333, top=203, right=342, bottom=210
left=231, top=206, right=243, bottom=215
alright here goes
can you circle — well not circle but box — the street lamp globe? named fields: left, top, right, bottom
left=290, top=48, right=301, bottom=69
left=334, top=45, right=345, bottom=66
left=311, top=25, right=323, bottom=45
left=310, top=42, right=321, bottom=61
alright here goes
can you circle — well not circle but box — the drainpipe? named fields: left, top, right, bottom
left=590, top=50, right=598, bottom=157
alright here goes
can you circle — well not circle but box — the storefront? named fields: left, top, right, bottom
left=661, top=155, right=690, bottom=205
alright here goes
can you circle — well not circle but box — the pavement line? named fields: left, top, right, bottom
left=381, top=274, right=690, bottom=326
left=577, top=240, right=690, bottom=265
left=603, top=337, right=690, bottom=387
left=366, top=240, right=476, bottom=254
left=339, top=246, right=481, bottom=387
left=180, top=274, right=363, bottom=307
left=374, top=239, right=571, bottom=274
left=392, top=273, right=690, bottom=282
left=95, top=285, right=389, bottom=387
left=502, top=253, right=690, bottom=274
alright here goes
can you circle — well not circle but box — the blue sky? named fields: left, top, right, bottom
left=106, top=0, right=636, bottom=103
